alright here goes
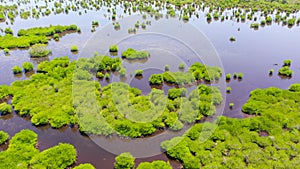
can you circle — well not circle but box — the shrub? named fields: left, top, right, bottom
left=149, top=74, right=163, bottom=85
left=12, top=66, right=22, bottom=74
left=3, top=48, right=9, bottom=54
left=109, top=44, right=118, bottom=52
left=53, top=33, right=59, bottom=41
left=22, top=62, right=34, bottom=72
left=229, top=102, right=234, bottom=109
left=29, top=44, right=51, bottom=58
left=283, top=59, right=292, bottom=66
left=0, top=103, right=12, bottom=115
left=92, top=20, right=99, bottom=26
left=278, top=66, right=293, bottom=77
left=114, top=152, right=135, bottom=169
left=135, top=69, right=143, bottom=76
left=105, top=73, right=110, bottom=80
left=73, top=164, right=95, bottom=169
left=114, top=22, right=121, bottom=30
left=288, top=18, right=296, bottom=26
left=289, top=84, right=300, bottom=92
left=122, top=48, right=149, bottom=60
left=182, top=15, right=189, bottom=21
left=70, top=45, right=78, bottom=52
left=0, top=131, right=9, bottom=144
left=119, top=68, right=127, bottom=77
left=226, top=74, right=231, bottom=80
left=233, top=72, right=238, bottom=79
left=269, top=69, right=274, bottom=75
left=168, top=88, right=187, bottom=100
left=238, top=73, right=244, bottom=79
left=179, top=62, right=185, bottom=69
left=226, top=87, right=232, bottom=93
left=29, top=143, right=77, bottom=169
left=96, top=72, right=104, bottom=78
left=165, top=64, right=170, bottom=71
left=229, top=36, right=236, bottom=41
left=250, top=22, right=259, bottom=29
left=5, top=28, right=13, bottom=35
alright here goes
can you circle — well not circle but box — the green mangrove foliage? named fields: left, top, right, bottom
left=22, top=62, right=34, bottom=72
left=114, top=152, right=173, bottom=169
left=11, top=65, right=22, bottom=74
left=137, top=160, right=173, bottom=169
left=279, top=66, right=293, bottom=77
left=29, top=143, right=77, bottom=169
left=0, top=129, right=92, bottom=169
left=73, top=164, right=96, bottom=169
left=0, top=131, right=9, bottom=145
left=29, top=44, right=51, bottom=58
left=0, top=25, right=78, bottom=49
left=162, top=84, right=300, bottom=169
left=0, top=85, right=11, bottom=99
left=149, top=62, right=222, bottom=85
left=0, top=103, right=12, bottom=115
left=122, top=48, right=150, bottom=60
left=5, top=55, right=222, bottom=137
left=109, top=44, right=118, bottom=52
left=114, top=152, right=135, bottom=169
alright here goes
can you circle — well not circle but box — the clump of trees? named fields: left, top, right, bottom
left=0, top=25, right=78, bottom=49
left=162, top=84, right=300, bottom=168
left=114, top=152, right=172, bottom=169
left=0, top=131, right=9, bottom=145
left=114, top=152, right=135, bottom=169
left=22, top=62, right=34, bottom=72
left=0, top=103, right=12, bottom=115
left=109, top=44, right=118, bottom=52
left=0, top=129, right=94, bottom=168
left=29, top=44, right=51, bottom=58
left=122, top=48, right=150, bottom=60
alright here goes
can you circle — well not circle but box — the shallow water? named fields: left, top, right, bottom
left=1, top=1, right=300, bottom=168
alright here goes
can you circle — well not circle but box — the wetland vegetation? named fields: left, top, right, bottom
left=1, top=0, right=300, bottom=168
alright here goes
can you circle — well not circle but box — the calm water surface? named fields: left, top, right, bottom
left=1, top=2, right=300, bottom=168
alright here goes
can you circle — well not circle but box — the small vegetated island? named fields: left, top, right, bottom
left=1, top=54, right=222, bottom=138
left=149, top=62, right=222, bottom=86
left=0, top=129, right=94, bottom=169
left=121, top=48, right=150, bottom=60
left=161, top=84, right=300, bottom=168
left=0, top=25, right=78, bottom=49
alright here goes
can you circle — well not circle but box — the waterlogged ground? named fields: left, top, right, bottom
left=1, top=0, right=300, bottom=168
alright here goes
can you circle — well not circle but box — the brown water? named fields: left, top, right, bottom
left=1, top=1, right=300, bottom=168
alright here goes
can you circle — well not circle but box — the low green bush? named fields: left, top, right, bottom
left=22, top=62, right=34, bottom=72
left=12, top=66, right=22, bottom=74
left=0, top=103, right=12, bottom=115
left=122, top=48, right=149, bottom=60
left=96, top=72, right=104, bottom=78
left=229, top=36, right=236, bottom=41
left=283, top=59, right=292, bottom=66
left=149, top=74, right=163, bottom=85
left=29, top=44, right=51, bottom=58
left=135, top=69, right=143, bottom=76
left=70, top=45, right=78, bottom=52
left=3, top=48, right=9, bottom=54
left=114, top=152, right=135, bottom=169
left=278, top=66, right=293, bottom=77
left=0, top=131, right=9, bottom=145
left=109, top=44, right=118, bottom=52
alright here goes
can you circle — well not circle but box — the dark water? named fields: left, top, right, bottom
left=1, top=1, right=300, bottom=168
